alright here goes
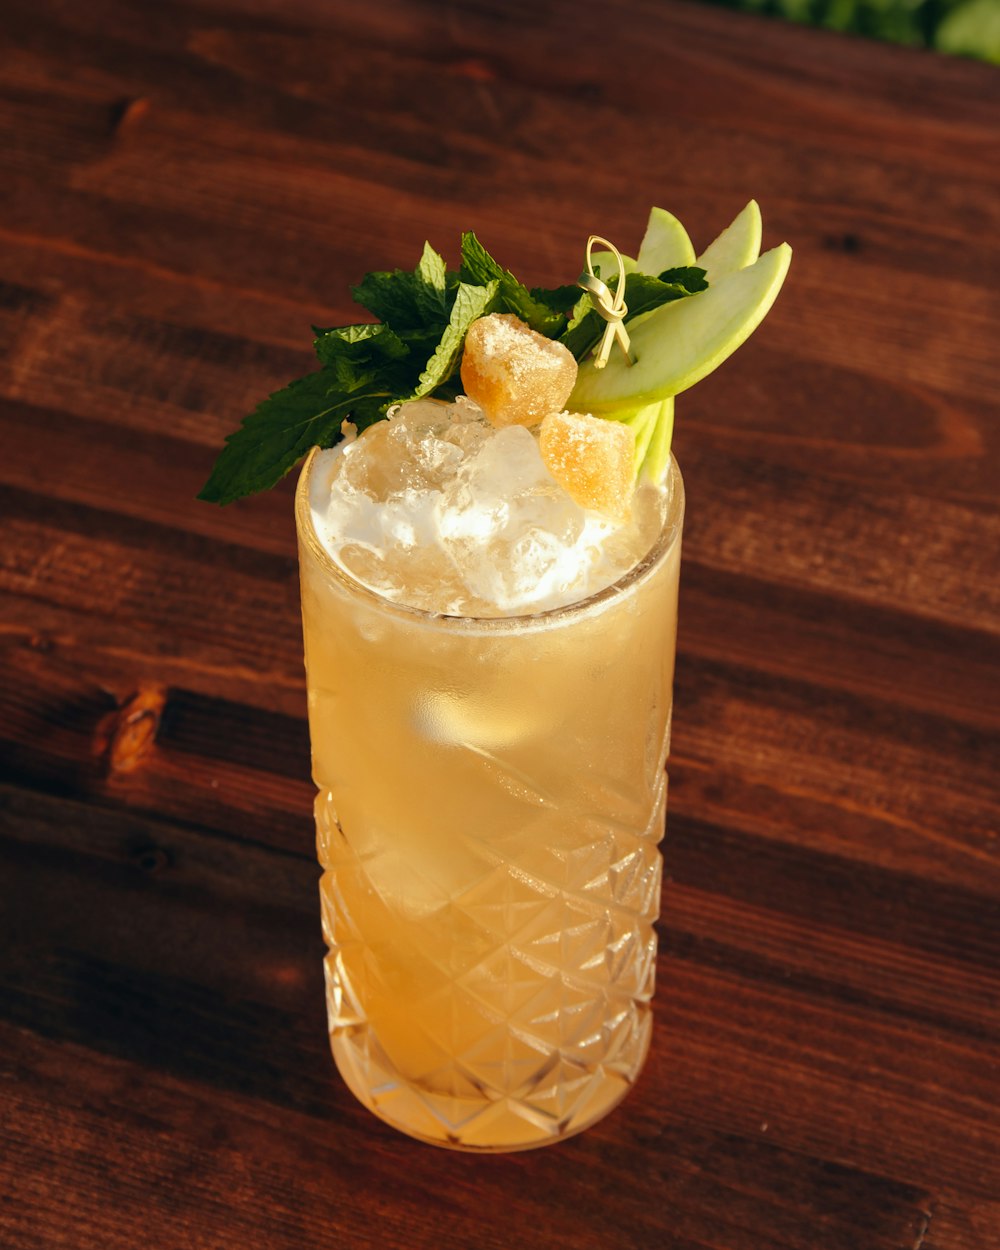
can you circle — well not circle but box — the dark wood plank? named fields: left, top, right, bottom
left=923, top=1199, right=1000, bottom=1250
left=1, top=1025, right=939, bottom=1250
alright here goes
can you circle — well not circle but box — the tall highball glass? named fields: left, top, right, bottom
left=296, top=450, right=684, bottom=1151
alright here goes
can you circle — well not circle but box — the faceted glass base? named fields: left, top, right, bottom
left=331, top=1014, right=652, bottom=1152
left=317, top=760, right=666, bottom=1151
left=317, top=767, right=667, bottom=1151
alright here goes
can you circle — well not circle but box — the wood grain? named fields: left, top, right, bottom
left=1, top=0, right=998, bottom=1247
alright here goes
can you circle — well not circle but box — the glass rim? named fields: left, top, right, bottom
left=295, top=444, right=684, bottom=633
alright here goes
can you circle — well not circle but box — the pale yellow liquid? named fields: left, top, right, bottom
left=296, top=453, right=683, bottom=1150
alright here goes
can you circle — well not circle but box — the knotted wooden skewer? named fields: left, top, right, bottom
left=577, top=235, right=634, bottom=369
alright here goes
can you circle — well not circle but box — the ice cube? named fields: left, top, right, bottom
left=539, top=411, right=635, bottom=518
left=309, top=396, right=659, bottom=617
left=337, top=418, right=406, bottom=499
left=460, top=314, right=577, bottom=429
left=339, top=398, right=489, bottom=500
left=435, top=426, right=594, bottom=610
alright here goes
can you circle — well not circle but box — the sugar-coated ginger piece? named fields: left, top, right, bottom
left=461, top=313, right=577, bottom=428
left=539, top=410, right=635, bottom=518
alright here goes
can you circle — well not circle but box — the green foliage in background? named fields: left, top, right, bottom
left=935, top=0, right=1000, bottom=61
left=706, top=0, right=1000, bottom=62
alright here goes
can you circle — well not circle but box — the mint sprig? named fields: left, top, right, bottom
left=350, top=241, right=453, bottom=331
left=197, top=371, right=389, bottom=507
left=198, top=234, right=707, bottom=505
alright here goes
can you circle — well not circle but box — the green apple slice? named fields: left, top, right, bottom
left=624, top=208, right=697, bottom=338
left=570, top=243, right=792, bottom=414
left=641, top=398, right=675, bottom=482
left=611, top=399, right=662, bottom=473
left=697, top=200, right=762, bottom=282
left=636, top=207, right=696, bottom=276
left=591, top=249, right=637, bottom=278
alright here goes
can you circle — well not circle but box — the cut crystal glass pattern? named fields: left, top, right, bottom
left=315, top=755, right=668, bottom=1151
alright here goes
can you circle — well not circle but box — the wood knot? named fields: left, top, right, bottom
left=823, top=231, right=862, bottom=254
left=109, top=96, right=150, bottom=139
left=129, top=843, right=171, bottom=875
left=104, top=684, right=166, bottom=776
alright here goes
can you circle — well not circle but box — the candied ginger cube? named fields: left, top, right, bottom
left=539, top=410, right=635, bottom=517
left=461, top=313, right=577, bottom=429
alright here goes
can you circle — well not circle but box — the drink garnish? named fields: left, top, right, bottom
left=461, top=314, right=577, bottom=428
left=576, top=236, right=634, bottom=369
left=198, top=226, right=711, bottom=505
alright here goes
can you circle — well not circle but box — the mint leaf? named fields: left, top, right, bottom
left=412, top=280, right=500, bottom=397
left=198, top=371, right=380, bottom=505
left=460, top=233, right=565, bottom=337
left=352, top=242, right=454, bottom=332
left=310, top=322, right=407, bottom=395
left=530, top=283, right=583, bottom=314
left=559, top=290, right=599, bottom=359
left=314, top=322, right=409, bottom=365
left=414, top=242, right=450, bottom=324
left=352, top=269, right=420, bottom=329
left=313, top=324, right=409, bottom=393
left=623, top=269, right=708, bottom=316
left=309, top=323, right=414, bottom=402
left=657, top=266, right=709, bottom=293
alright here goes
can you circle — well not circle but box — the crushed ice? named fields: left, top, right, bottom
left=309, top=398, right=662, bottom=617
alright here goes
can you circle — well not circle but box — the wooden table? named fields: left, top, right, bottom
left=2, top=1, right=998, bottom=1246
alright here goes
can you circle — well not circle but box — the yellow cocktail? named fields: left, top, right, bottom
left=296, top=447, right=683, bottom=1151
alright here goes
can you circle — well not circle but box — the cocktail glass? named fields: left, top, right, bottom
left=295, top=449, right=684, bottom=1151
